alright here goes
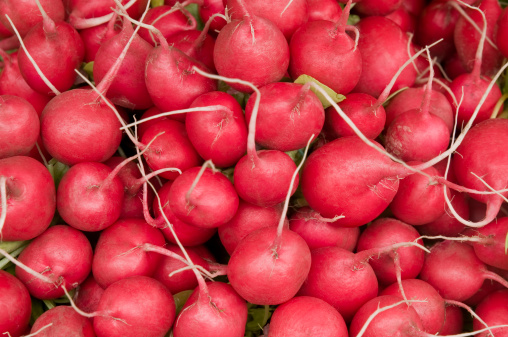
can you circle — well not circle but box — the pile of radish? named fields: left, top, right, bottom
left=2, top=0, right=508, bottom=336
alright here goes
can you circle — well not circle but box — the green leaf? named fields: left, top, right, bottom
left=47, top=158, right=69, bottom=191
left=294, top=74, right=346, bottom=109
left=151, top=0, right=164, bottom=7
left=173, top=290, right=194, bottom=316
left=83, top=61, right=94, bottom=82
left=185, top=3, right=204, bottom=31
left=30, top=299, right=45, bottom=326
left=245, top=305, right=273, bottom=334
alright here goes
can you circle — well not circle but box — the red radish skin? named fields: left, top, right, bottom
left=30, top=306, right=95, bottom=337
left=67, top=0, right=149, bottom=28
left=496, top=8, right=508, bottom=58
left=92, top=218, right=165, bottom=289
left=307, top=0, right=343, bottom=22
left=244, top=82, right=325, bottom=152
left=0, top=0, right=64, bottom=37
left=0, top=156, right=56, bottom=241
left=353, top=17, right=417, bottom=98
left=473, top=290, right=508, bottom=337
left=349, top=295, right=424, bottom=337
left=419, top=240, right=508, bottom=301
left=298, top=246, right=379, bottom=322
left=324, top=93, right=386, bottom=139
left=93, top=276, right=175, bottom=337
left=289, top=206, right=360, bottom=252
left=301, top=137, right=402, bottom=226
left=381, top=279, right=446, bottom=334
left=173, top=282, right=248, bottom=337
left=268, top=296, right=348, bottom=337
left=199, top=0, right=227, bottom=33
left=79, top=17, right=121, bottom=63
left=168, top=166, right=239, bottom=228
left=17, top=19, right=85, bottom=95
left=465, top=275, right=505, bottom=307
left=353, top=0, right=404, bottom=16
left=0, top=51, right=51, bottom=116
left=234, top=150, right=299, bottom=207
left=93, top=19, right=154, bottom=110
left=227, top=0, right=308, bottom=40
left=141, top=119, right=203, bottom=181
left=444, top=52, right=469, bottom=80
left=138, top=5, right=196, bottom=45
left=356, top=218, right=424, bottom=285
left=289, top=17, right=362, bottom=95
left=0, top=95, right=40, bottom=159
left=186, top=91, right=248, bottom=168
left=41, top=89, right=123, bottom=165
left=385, top=7, right=416, bottom=33
left=213, top=15, right=289, bottom=93
left=218, top=200, right=285, bottom=255
left=153, top=181, right=217, bottom=246
left=152, top=244, right=209, bottom=294
left=228, top=226, right=311, bottom=305
left=440, top=304, right=464, bottom=335
left=469, top=217, right=508, bottom=270
left=56, top=162, right=124, bottom=232
left=74, top=275, right=105, bottom=314
left=15, top=225, right=93, bottom=300
left=0, top=270, right=31, bottom=337
left=166, top=29, right=216, bottom=72
left=138, top=106, right=185, bottom=137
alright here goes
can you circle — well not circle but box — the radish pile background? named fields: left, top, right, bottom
left=1, top=0, right=508, bottom=336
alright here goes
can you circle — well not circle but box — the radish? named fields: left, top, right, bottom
left=467, top=217, right=508, bottom=270
left=11, top=1, right=84, bottom=96
left=67, top=0, right=149, bottom=29
left=166, top=26, right=216, bottom=72
left=385, top=7, right=416, bottom=33
left=473, top=290, right=508, bottom=337
left=73, top=275, right=105, bottom=314
left=244, top=82, right=325, bottom=152
left=288, top=206, right=359, bottom=252
left=218, top=200, right=285, bottom=255
left=0, top=270, right=31, bottom=337
left=226, top=0, right=308, bottom=40
left=186, top=91, right=248, bottom=168
left=15, top=225, right=93, bottom=300
left=0, top=0, right=64, bottom=37
left=0, top=50, right=51, bottom=116
left=79, top=14, right=121, bottom=63
left=353, top=0, right=404, bottom=16
left=496, top=8, right=508, bottom=58
left=267, top=296, right=348, bottom=337
left=213, top=10, right=289, bottom=93
left=289, top=1, right=362, bottom=95
left=93, top=276, right=175, bottom=337
left=168, top=162, right=239, bottom=228
left=356, top=218, right=424, bottom=285
left=199, top=0, right=227, bottom=33
left=307, top=0, right=343, bottom=22
left=440, top=304, right=464, bottom=335
left=0, top=156, right=55, bottom=241
left=419, top=240, right=508, bottom=301
left=30, top=306, right=94, bottom=337
left=0, top=95, right=40, bottom=159
left=91, top=218, right=165, bottom=289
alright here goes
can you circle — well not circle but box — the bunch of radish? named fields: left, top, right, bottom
left=1, top=0, right=508, bottom=336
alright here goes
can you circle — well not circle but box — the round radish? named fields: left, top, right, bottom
left=496, top=8, right=508, bottom=58
left=138, top=5, right=196, bottom=45
left=0, top=0, right=64, bottom=37
left=473, top=290, right=508, bottom=337
left=0, top=270, right=31, bottom=337
left=469, top=217, right=508, bottom=270
left=74, top=275, right=105, bottom=314
left=307, top=0, right=342, bottom=22
left=30, top=305, right=95, bottom=337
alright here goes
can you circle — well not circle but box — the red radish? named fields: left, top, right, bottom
left=307, top=0, right=343, bottom=22
left=467, top=217, right=508, bottom=270
left=440, top=304, right=464, bottom=335
left=349, top=296, right=424, bottom=337
left=473, top=290, right=508, bottom=337
left=0, top=50, right=51, bottom=116
left=0, top=270, right=31, bottom=337
left=244, top=82, right=324, bottom=151
left=141, top=120, right=203, bottom=181
left=56, top=162, right=124, bottom=232
left=166, top=28, right=216, bottom=72
left=384, top=87, right=454, bottom=132
left=186, top=91, right=248, bottom=168
left=137, top=106, right=183, bottom=136
left=213, top=13, right=289, bottom=93
left=227, top=0, right=308, bottom=40
left=11, top=2, right=84, bottom=96
left=173, top=281, right=248, bottom=337
left=268, top=296, right=348, bottom=337
left=138, top=4, right=196, bottom=45
left=454, top=0, right=503, bottom=77
left=30, top=306, right=95, bottom=337
left=93, top=17, right=154, bottom=110
left=353, top=0, right=404, bottom=16
left=465, top=275, right=505, bottom=306
left=356, top=218, right=424, bottom=285
left=380, top=279, right=446, bottom=334
left=289, top=206, right=359, bottom=252
left=353, top=16, right=417, bottom=98
left=298, top=246, right=379, bottom=322
left=0, top=0, right=64, bottom=37
left=15, top=225, right=93, bottom=300
left=419, top=240, right=508, bottom=301
left=386, top=7, right=416, bottom=33
left=218, top=200, right=285, bottom=255
left=168, top=163, right=239, bottom=228
left=73, top=275, right=105, bottom=314
left=152, top=243, right=210, bottom=294
left=152, top=181, right=217, bottom=246
left=93, top=276, right=175, bottom=337
left=496, top=8, right=508, bottom=58
left=0, top=95, right=40, bottom=159
left=79, top=15, right=121, bottom=63
left=402, top=0, right=426, bottom=17
left=91, top=218, right=165, bottom=289
left=0, top=156, right=55, bottom=241
left=67, top=0, right=149, bottom=29
left=444, top=52, right=469, bottom=79
left=199, top=0, right=227, bottom=33
left=289, top=2, right=361, bottom=95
